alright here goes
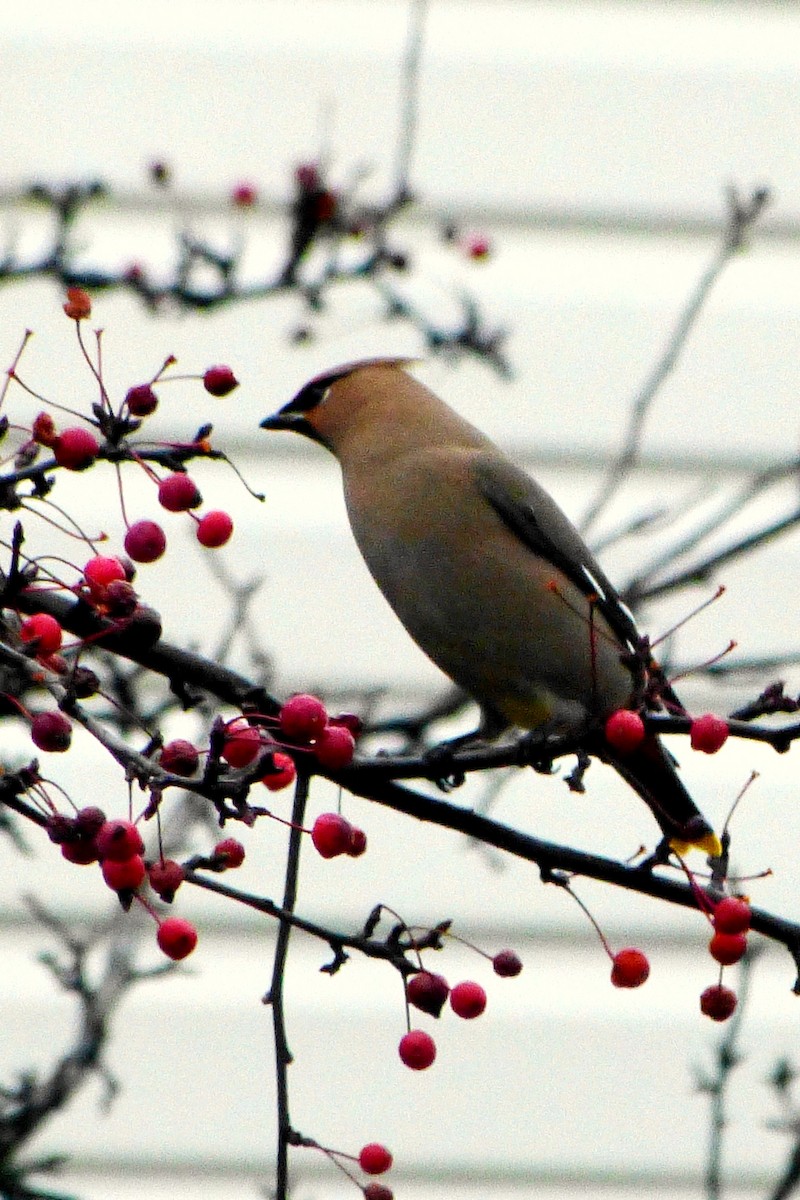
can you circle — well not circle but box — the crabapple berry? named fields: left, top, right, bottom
left=157, top=917, right=198, bottom=960
left=20, top=614, right=63, bottom=656
left=148, top=858, right=185, bottom=901
left=102, top=853, right=146, bottom=892
left=346, top=826, right=367, bottom=857
left=221, top=719, right=263, bottom=768
left=196, top=510, right=233, bottom=547
left=278, top=694, right=328, bottom=742
left=713, top=896, right=751, bottom=935
left=311, top=812, right=352, bottom=859
left=75, top=806, right=106, bottom=836
left=32, top=412, right=57, bottom=446
left=690, top=714, right=729, bottom=754
left=159, top=739, right=200, bottom=776
left=214, top=837, right=245, bottom=868
left=466, top=234, right=491, bottom=259
left=31, top=711, right=72, bottom=752
left=203, top=365, right=239, bottom=396
left=709, top=931, right=747, bottom=966
left=314, top=724, right=355, bottom=769
left=449, top=980, right=487, bottom=1019
left=610, top=948, right=650, bottom=988
left=363, top=1186, right=394, bottom=1200
left=158, top=473, right=202, bottom=512
left=260, top=751, right=296, bottom=791
left=358, top=1144, right=393, bottom=1175
left=95, top=819, right=144, bottom=862
left=84, top=555, right=127, bottom=595
left=125, top=384, right=159, bottom=416
left=124, top=520, right=166, bottom=563
left=104, top=580, right=138, bottom=617
left=63, top=287, right=91, bottom=320
left=61, top=839, right=99, bottom=865
left=398, top=1029, right=436, bottom=1070
left=604, top=709, right=646, bottom=754
left=700, top=984, right=738, bottom=1022
left=232, top=183, right=257, bottom=207
left=492, top=949, right=523, bottom=977
left=54, top=427, right=100, bottom=470
left=407, top=971, right=450, bottom=1018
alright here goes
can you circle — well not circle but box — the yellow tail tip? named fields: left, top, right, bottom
left=670, top=832, right=723, bottom=859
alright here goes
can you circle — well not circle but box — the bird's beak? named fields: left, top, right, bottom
left=260, top=410, right=300, bottom=432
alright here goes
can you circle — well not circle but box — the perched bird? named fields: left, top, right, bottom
left=262, top=359, right=720, bottom=855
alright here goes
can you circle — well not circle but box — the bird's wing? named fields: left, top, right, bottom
left=471, top=450, right=640, bottom=653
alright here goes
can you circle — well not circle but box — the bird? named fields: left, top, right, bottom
left=261, top=358, right=720, bottom=856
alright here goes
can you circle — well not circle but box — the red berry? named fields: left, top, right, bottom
left=329, top=712, right=363, bottom=736
left=159, top=739, right=200, bottom=777
left=125, top=384, right=159, bottom=416
left=398, top=1029, right=436, bottom=1070
left=709, top=931, right=747, bottom=966
left=610, top=947, right=650, bottom=988
left=95, top=819, right=144, bottom=862
left=31, top=710, right=72, bottom=752
left=214, top=837, right=245, bottom=868
left=203, top=365, right=239, bottom=397
left=492, top=949, right=523, bottom=977
left=102, top=853, right=146, bottom=892
left=32, top=412, right=57, bottom=447
left=314, top=724, right=355, bottom=769
left=221, top=718, right=263, bottom=768
left=157, top=916, right=198, bottom=960
left=363, top=1186, right=394, bottom=1200
left=54, top=427, right=100, bottom=470
left=279, top=694, right=328, bottom=742
left=84, top=555, right=127, bottom=596
left=346, top=826, right=368, bottom=857
left=358, top=1144, right=393, bottom=1175
left=148, top=858, right=185, bottom=901
left=260, top=751, right=296, bottom=791
left=232, top=183, right=257, bottom=207
left=700, top=984, right=738, bottom=1022
left=604, top=710, right=646, bottom=755
left=449, top=980, right=487, bottom=1019
left=196, top=510, right=233, bottom=548
left=713, top=896, right=752, bottom=935
left=104, top=580, right=138, bottom=617
left=295, top=162, right=320, bottom=191
left=407, top=971, right=450, bottom=1018
left=124, top=519, right=166, bottom=563
left=75, top=806, right=106, bottom=836
left=61, top=839, right=99, bottom=865
left=311, top=812, right=352, bottom=859
left=47, top=813, right=79, bottom=844
left=63, top=286, right=91, bottom=320
left=690, top=713, right=729, bottom=754
left=465, top=234, right=491, bottom=259
left=158, top=473, right=202, bottom=512
left=20, top=613, right=63, bottom=657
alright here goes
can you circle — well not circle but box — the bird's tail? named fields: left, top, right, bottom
left=605, top=734, right=722, bottom=857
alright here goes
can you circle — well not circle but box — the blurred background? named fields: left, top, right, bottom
left=1, top=2, right=800, bottom=1198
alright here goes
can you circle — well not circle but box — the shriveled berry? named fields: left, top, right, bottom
left=54, top=427, right=99, bottom=470
left=329, top=712, right=363, bottom=736
left=398, top=1029, right=436, bottom=1070
left=158, top=473, right=202, bottom=512
left=124, top=520, right=166, bottom=563
left=493, top=949, right=523, bottom=977
left=104, top=580, right=138, bottom=617
left=449, top=980, right=487, bottom=1019
left=311, top=812, right=352, bottom=859
left=358, top=1144, right=393, bottom=1175
left=314, top=724, right=355, bottom=769
left=690, top=713, right=729, bottom=754
left=148, top=858, right=185, bottom=901
left=125, top=384, right=158, bottom=416
left=214, top=837, right=245, bottom=868
left=610, top=947, right=650, bottom=988
left=700, top=984, right=738, bottom=1022
left=260, top=751, right=296, bottom=791
left=157, top=916, right=198, bottom=960
left=46, top=813, right=77, bottom=844
left=31, top=711, right=72, bottom=752
left=32, top=412, right=57, bottom=446
left=279, top=694, right=328, bottom=742
left=407, top=971, right=450, bottom=1018
left=63, top=286, right=91, bottom=320
left=709, top=931, right=747, bottom=966
left=346, top=826, right=367, bottom=857
left=221, top=718, right=263, bottom=768
left=75, top=806, right=106, bottom=836
left=102, top=853, right=146, bottom=892
left=95, top=818, right=144, bottom=862
left=20, top=613, right=63, bottom=656
left=159, top=739, right=200, bottom=777
left=713, top=896, right=752, bottom=935
left=203, top=365, right=239, bottom=397
left=196, top=510, right=233, bottom=548
left=604, top=710, right=645, bottom=755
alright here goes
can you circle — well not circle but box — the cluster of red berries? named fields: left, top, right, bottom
left=699, top=895, right=751, bottom=1021
left=398, top=949, right=523, bottom=1071
left=605, top=708, right=730, bottom=757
